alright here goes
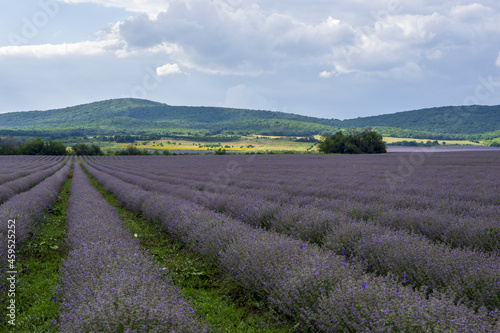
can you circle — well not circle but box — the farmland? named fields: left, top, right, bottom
left=77, top=134, right=481, bottom=155
left=1, top=151, right=500, bottom=331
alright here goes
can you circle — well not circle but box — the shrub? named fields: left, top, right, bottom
left=318, top=129, right=386, bottom=154
left=72, top=143, right=103, bottom=155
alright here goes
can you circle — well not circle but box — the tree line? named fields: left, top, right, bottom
left=0, top=137, right=174, bottom=156
left=0, top=137, right=104, bottom=156
left=0, top=137, right=67, bottom=155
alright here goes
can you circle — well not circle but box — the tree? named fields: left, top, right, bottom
left=1, top=137, right=68, bottom=155
left=20, top=137, right=45, bottom=155
left=126, top=144, right=139, bottom=155
left=358, top=130, right=386, bottom=153
left=317, top=131, right=346, bottom=154
left=72, top=143, right=91, bottom=155
left=0, top=136, right=20, bottom=155
left=72, top=143, right=103, bottom=155
left=89, top=144, right=104, bottom=156
left=318, top=129, right=386, bottom=154
left=43, top=139, right=68, bottom=155
left=115, top=145, right=149, bottom=155
left=214, top=148, right=227, bottom=155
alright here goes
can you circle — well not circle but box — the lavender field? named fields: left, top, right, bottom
left=82, top=151, right=500, bottom=331
left=0, top=156, right=71, bottom=269
left=1, top=151, right=500, bottom=332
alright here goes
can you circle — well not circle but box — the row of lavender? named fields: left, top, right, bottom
left=86, top=153, right=500, bottom=252
left=0, top=157, right=66, bottom=204
left=0, top=156, right=72, bottom=270
left=88, top=153, right=500, bottom=251
left=91, top=153, right=500, bottom=207
left=0, top=155, right=64, bottom=185
left=85, top=155, right=500, bottom=310
left=56, top=161, right=207, bottom=332
left=0, top=155, right=51, bottom=173
left=82, top=158, right=500, bottom=332
left=0, top=155, right=61, bottom=171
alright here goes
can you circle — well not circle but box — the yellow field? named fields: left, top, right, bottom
left=115, top=135, right=318, bottom=152
left=382, top=137, right=482, bottom=146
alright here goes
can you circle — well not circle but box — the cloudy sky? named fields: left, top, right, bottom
left=1, top=0, right=500, bottom=119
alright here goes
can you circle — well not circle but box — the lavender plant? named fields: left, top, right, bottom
left=83, top=156, right=500, bottom=311
left=82, top=157, right=500, bottom=332
left=85, top=155, right=500, bottom=253
left=0, top=156, right=63, bottom=185
left=0, top=158, right=66, bottom=204
left=324, top=220, right=500, bottom=310
left=0, top=157, right=71, bottom=269
left=57, top=161, right=208, bottom=332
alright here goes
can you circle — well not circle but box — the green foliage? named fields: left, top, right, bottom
left=114, top=134, right=135, bottom=143
left=71, top=142, right=104, bottom=155
left=318, top=129, right=387, bottom=154
left=0, top=136, right=68, bottom=155
left=214, top=148, right=227, bottom=155
left=20, top=137, right=44, bottom=154
left=340, top=105, right=500, bottom=135
left=166, top=135, right=241, bottom=142
left=388, top=140, right=441, bottom=147
left=0, top=136, right=20, bottom=154
left=115, top=144, right=150, bottom=155
left=294, top=136, right=318, bottom=142
left=43, top=139, right=68, bottom=155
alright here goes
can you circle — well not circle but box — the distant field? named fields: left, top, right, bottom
left=68, top=134, right=486, bottom=155
left=115, top=135, right=317, bottom=152
left=383, top=137, right=482, bottom=145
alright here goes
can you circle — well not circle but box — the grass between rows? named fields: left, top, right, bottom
left=0, top=167, right=73, bottom=333
left=82, top=165, right=293, bottom=332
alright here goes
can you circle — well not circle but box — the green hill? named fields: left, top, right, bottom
left=0, top=98, right=498, bottom=140
left=340, top=105, right=500, bottom=135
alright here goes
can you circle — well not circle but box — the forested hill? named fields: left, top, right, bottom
left=341, top=105, right=500, bottom=135
left=0, top=98, right=498, bottom=139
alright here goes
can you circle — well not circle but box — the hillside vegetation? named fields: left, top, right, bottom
left=0, top=98, right=499, bottom=140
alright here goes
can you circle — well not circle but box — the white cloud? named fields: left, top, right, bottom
left=58, top=0, right=169, bottom=18
left=117, top=0, right=355, bottom=74
left=319, top=71, right=336, bottom=78
left=0, top=40, right=120, bottom=58
left=115, top=41, right=180, bottom=58
left=450, top=3, right=491, bottom=22
left=319, top=3, right=500, bottom=80
left=156, top=63, right=182, bottom=76
left=497, top=52, right=500, bottom=67
left=111, top=0, right=500, bottom=82
left=0, top=38, right=180, bottom=60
